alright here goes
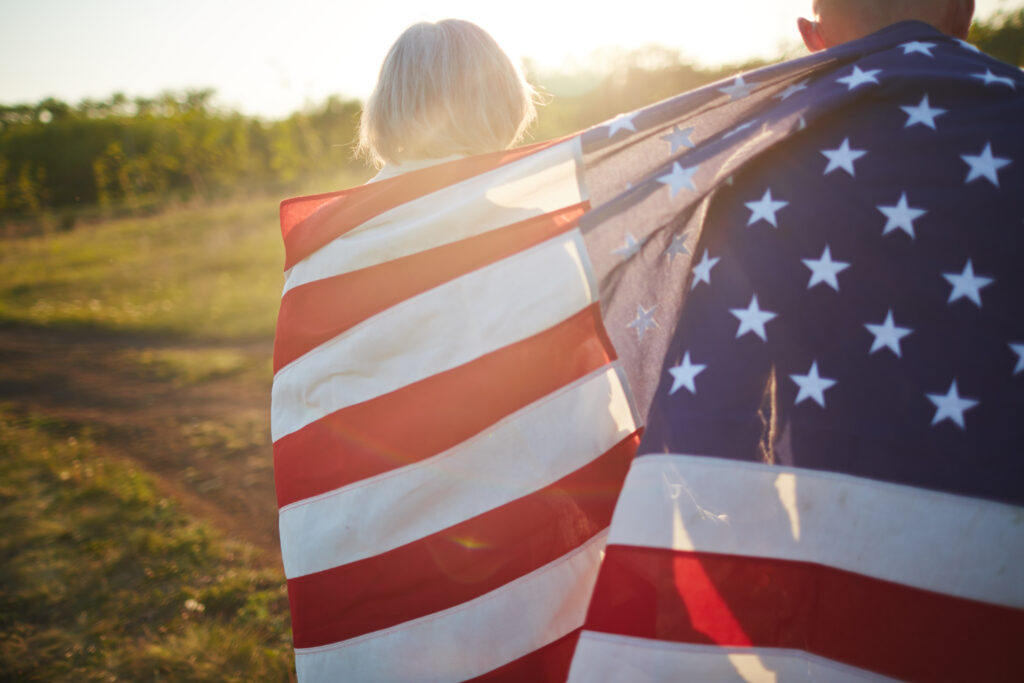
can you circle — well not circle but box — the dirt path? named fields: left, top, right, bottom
left=0, top=322, right=282, bottom=566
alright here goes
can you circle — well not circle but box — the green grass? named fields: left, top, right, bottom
left=0, top=198, right=285, bottom=340
left=125, top=347, right=259, bottom=386
left=0, top=173, right=379, bottom=680
left=0, top=407, right=294, bottom=682
left=0, top=164, right=372, bottom=342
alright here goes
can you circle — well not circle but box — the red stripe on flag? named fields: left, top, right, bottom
left=279, top=138, right=568, bottom=269
left=287, top=433, right=638, bottom=648
left=467, top=629, right=581, bottom=683
left=273, top=303, right=617, bottom=507
left=586, top=545, right=1023, bottom=682
left=274, top=203, right=588, bottom=372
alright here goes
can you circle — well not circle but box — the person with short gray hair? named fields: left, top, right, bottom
left=797, top=0, right=975, bottom=50
left=569, top=0, right=1023, bottom=680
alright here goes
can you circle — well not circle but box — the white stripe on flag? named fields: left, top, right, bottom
left=283, top=138, right=585, bottom=294
left=271, top=229, right=598, bottom=441
left=280, top=363, right=636, bottom=578
left=568, top=631, right=897, bottom=683
left=294, top=529, right=609, bottom=683
left=607, top=454, right=1024, bottom=607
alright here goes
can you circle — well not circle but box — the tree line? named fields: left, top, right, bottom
left=1, top=9, right=1019, bottom=221
left=0, top=90, right=362, bottom=218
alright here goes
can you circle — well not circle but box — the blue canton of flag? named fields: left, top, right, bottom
left=642, top=35, right=1024, bottom=503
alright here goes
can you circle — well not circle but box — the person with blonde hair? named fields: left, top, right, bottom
left=273, top=17, right=640, bottom=683
left=357, top=18, right=538, bottom=177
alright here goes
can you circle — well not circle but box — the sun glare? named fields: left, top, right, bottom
left=400, top=1, right=807, bottom=77
left=0, top=0, right=1017, bottom=117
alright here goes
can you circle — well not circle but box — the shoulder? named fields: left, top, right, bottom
left=367, top=155, right=468, bottom=184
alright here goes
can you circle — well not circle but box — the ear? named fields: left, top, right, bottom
left=949, top=0, right=975, bottom=39
left=798, top=17, right=827, bottom=52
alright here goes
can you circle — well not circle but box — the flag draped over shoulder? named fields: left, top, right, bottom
left=273, top=19, right=1024, bottom=683
left=273, top=140, right=643, bottom=681
left=567, top=21, right=1024, bottom=683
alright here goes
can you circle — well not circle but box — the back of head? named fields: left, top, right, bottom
left=803, top=0, right=974, bottom=49
left=357, top=19, right=537, bottom=167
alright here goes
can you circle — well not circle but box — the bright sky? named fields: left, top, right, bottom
left=0, top=0, right=1018, bottom=119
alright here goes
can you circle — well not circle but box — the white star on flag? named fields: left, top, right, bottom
left=961, top=142, right=1011, bottom=186
left=802, top=245, right=850, bottom=291
left=865, top=310, right=913, bottom=357
left=745, top=188, right=788, bottom=227
left=790, top=361, right=837, bottom=407
left=668, top=351, right=706, bottom=395
left=956, top=38, right=981, bottom=53
left=943, top=259, right=994, bottom=307
left=1011, top=343, right=1024, bottom=375
left=900, top=94, right=946, bottom=129
left=900, top=41, right=937, bottom=56
left=690, top=249, right=720, bottom=290
left=927, top=380, right=979, bottom=429
left=718, top=74, right=755, bottom=100
left=660, top=125, right=695, bottom=154
left=730, top=294, right=777, bottom=341
left=836, top=66, right=882, bottom=90
left=822, top=137, right=867, bottom=176
left=605, top=113, right=638, bottom=137
left=971, top=69, right=1016, bottom=89
left=877, top=192, right=927, bottom=238
left=627, top=304, right=659, bottom=340
left=612, top=233, right=641, bottom=259
left=666, top=233, right=690, bottom=262
left=658, top=162, right=699, bottom=197
left=775, top=79, right=809, bottom=100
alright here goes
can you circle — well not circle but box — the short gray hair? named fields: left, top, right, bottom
left=814, top=0, right=973, bottom=38
left=357, top=19, right=538, bottom=167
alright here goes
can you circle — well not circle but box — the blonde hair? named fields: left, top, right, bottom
left=357, top=19, right=538, bottom=167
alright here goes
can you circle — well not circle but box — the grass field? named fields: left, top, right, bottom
left=0, top=408, right=294, bottom=681
left=0, top=198, right=284, bottom=340
left=0, top=168, right=371, bottom=340
left=0, top=176, right=372, bottom=680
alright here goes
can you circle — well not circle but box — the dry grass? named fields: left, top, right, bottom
left=0, top=408, right=294, bottom=681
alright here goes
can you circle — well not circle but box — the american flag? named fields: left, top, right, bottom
left=568, top=20, right=1024, bottom=683
left=272, top=19, right=1024, bottom=683
left=272, top=139, right=642, bottom=680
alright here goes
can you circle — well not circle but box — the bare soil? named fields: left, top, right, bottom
left=0, top=322, right=281, bottom=566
